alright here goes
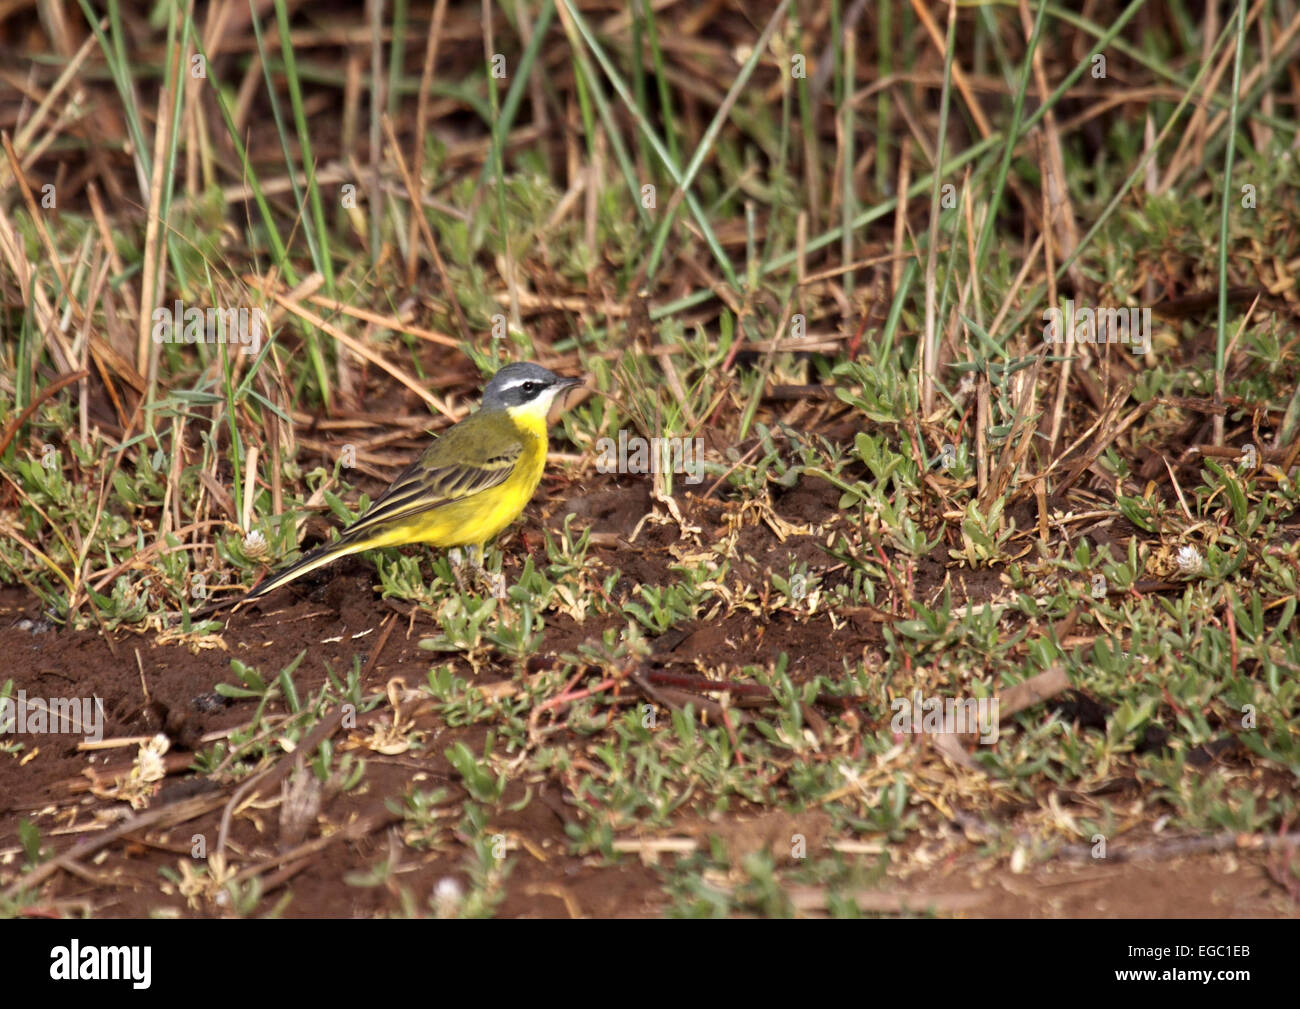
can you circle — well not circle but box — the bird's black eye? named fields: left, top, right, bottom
left=521, top=381, right=537, bottom=394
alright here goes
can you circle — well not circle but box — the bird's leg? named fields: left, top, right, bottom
left=447, top=547, right=470, bottom=595
left=465, top=544, right=507, bottom=601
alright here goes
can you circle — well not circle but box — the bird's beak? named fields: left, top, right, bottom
left=549, top=375, right=584, bottom=420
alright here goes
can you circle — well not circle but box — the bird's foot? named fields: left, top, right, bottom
left=448, top=545, right=505, bottom=599
left=466, top=546, right=508, bottom=600
left=482, top=570, right=507, bottom=601
left=447, top=547, right=471, bottom=595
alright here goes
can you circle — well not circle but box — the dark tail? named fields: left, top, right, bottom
left=189, top=531, right=374, bottom=619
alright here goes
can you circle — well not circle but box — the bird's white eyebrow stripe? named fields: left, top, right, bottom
left=496, top=375, right=541, bottom=391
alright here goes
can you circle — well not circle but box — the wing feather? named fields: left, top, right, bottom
left=338, top=436, right=522, bottom=542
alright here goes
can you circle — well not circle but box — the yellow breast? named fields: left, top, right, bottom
left=422, top=414, right=547, bottom=548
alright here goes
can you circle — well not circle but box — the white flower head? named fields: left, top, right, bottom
left=432, top=876, right=465, bottom=918
left=243, top=529, right=268, bottom=559
left=1175, top=545, right=1203, bottom=576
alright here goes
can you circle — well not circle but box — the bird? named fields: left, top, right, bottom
left=221, top=361, right=580, bottom=611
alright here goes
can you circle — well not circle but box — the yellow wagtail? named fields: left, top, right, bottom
left=232, top=362, right=580, bottom=608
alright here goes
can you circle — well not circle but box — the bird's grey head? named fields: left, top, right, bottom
left=480, top=362, right=580, bottom=412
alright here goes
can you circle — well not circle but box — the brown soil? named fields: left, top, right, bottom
left=0, top=478, right=1294, bottom=918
